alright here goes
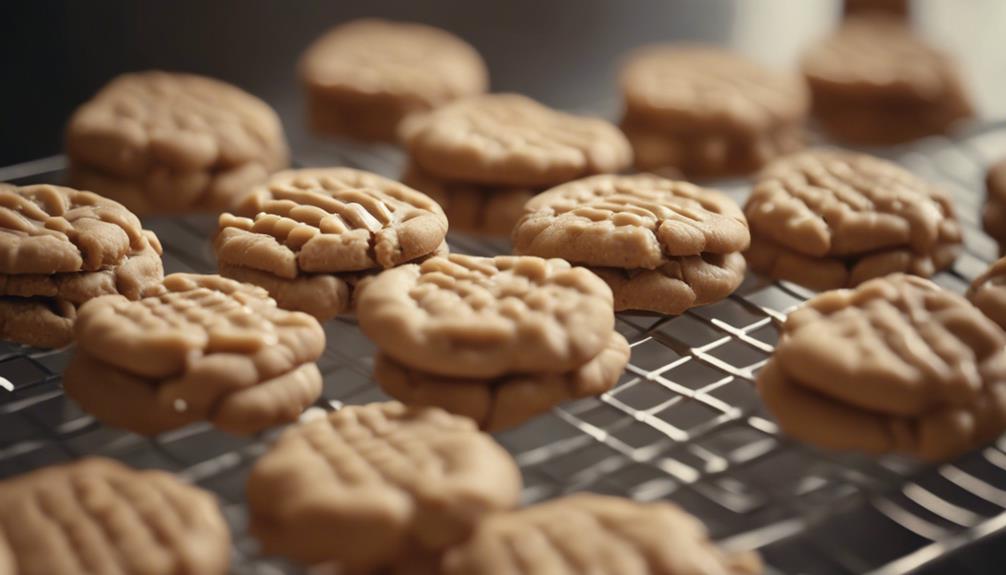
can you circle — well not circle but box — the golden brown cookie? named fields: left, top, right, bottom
left=593, top=252, right=746, bottom=315
left=66, top=71, right=288, bottom=214
left=442, top=493, right=762, bottom=575
left=246, top=402, right=521, bottom=570
left=844, top=0, right=909, bottom=17
left=759, top=274, right=1006, bottom=461
left=357, top=254, right=615, bottom=378
left=63, top=273, right=325, bottom=435
left=402, top=162, right=533, bottom=237
left=0, top=457, right=230, bottom=575
left=801, top=16, right=973, bottom=145
left=514, top=174, right=749, bottom=267
left=377, top=332, right=630, bottom=431
left=744, top=149, right=961, bottom=290
left=983, top=157, right=1006, bottom=250
left=401, top=94, right=632, bottom=188
left=0, top=184, right=164, bottom=347
left=301, top=19, right=487, bottom=142
left=619, top=44, right=808, bottom=177
left=967, top=256, right=1006, bottom=330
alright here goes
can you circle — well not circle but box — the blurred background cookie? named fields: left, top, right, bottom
left=983, top=156, right=1006, bottom=251
left=442, top=493, right=762, bottom=575
left=967, top=255, right=1006, bottom=330
left=300, top=19, right=487, bottom=142
left=514, top=174, right=749, bottom=314
left=246, top=402, right=521, bottom=570
left=401, top=93, right=632, bottom=236
left=63, top=273, right=325, bottom=435
left=66, top=71, right=289, bottom=214
left=0, top=457, right=231, bottom=575
left=620, top=44, right=807, bottom=178
left=0, top=183, right=163, bottom=348
left=800, top=15, right=974, bottom=146
left=758, top=274, right=1006, bottom=461
left=215, top=167, right=448, bottom=320
left=744, top=149, right=961, bottom=290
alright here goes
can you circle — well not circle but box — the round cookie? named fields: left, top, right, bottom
left=300, top=19, right=487, bottom=142
left=442, top=493, right=762, bottom=575
left=593, top=252, right=746, bottom=315
left=402, top=162, right=533, bottom=236
left=0, top=298, right=77, bottom=350
left=376, top=332, right=630, bottom=431
left=216, top=168, right=447, bottom=276
left=801, top=16, right=973, bottom=145
left=844, top=0, right=909, bottom=16
left=64, top=273, right=325, bottom=435
left=514, top=174, right=750, bottom=268
left=967, top=255, right=1006, bottom=330
left=0, top=457, right=230, bottom=575
left=401, top=94, right=633, bottom=188
left=246, top=402, right=522, bottom=569
left=620, top=44, right=807, bottom=176
left=759, top=274, right=1006, bottom=461
left=744, top=149, right=961, bottom=289
left=982, top=157, right=1006, bottom=249
left=357, top=254, right=615, bottom=378
left=66, top=71, right=288, bottom=214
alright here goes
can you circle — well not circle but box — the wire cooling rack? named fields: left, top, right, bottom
left=2, top=121, right=1006, bottom=575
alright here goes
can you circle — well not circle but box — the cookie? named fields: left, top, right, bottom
left=246, top=402, right=522, bottom=569
left=0, top=457, right=230, bottom=575
left=593, top=252, right=746, bottom=315
left=401, top=94, right=632, bottom=188
left=377, top=332, right=630, bottom=431
left=514, top=174, right=748, bottom=314
left=967, top=256, right=1006, bottom=330
left=514, top=174, right=749, bottom=267
left=0, top=184, right=164, bottom=347
left=357, top=254, right=615, bottom=378
left=619, top=45, right=808, bottom=177
left=744, top=149, right=961, bottom=290
left=402, top=162, right=533, bottom=236
left=300, top=19, right=487, bottom=142
left=442, top=493, right=762, bottom=575
left=801, top=16, right=973, bottom=145
left=66, top=71, right=288, bottom=214
left=982, top=157, right=1006, bottom=249
left=759, top=274, right=1006, bottom=461
left=63, top=273, right=325, bottom=435
left=214, top=168, right=447, bottom=319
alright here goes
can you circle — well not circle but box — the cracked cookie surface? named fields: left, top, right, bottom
left=216, top=168, right=447, bottom=276
left=514, top=174, right=749, bottom=268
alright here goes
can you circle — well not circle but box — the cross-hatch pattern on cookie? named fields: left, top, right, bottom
left=0, top=184, right=145, bottom=274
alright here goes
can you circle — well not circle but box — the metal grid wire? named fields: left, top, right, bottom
left=2, top=121, right=1006, bottom=575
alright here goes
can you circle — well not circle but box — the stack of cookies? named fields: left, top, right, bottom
left=758, top=274, right=1006, bottom=461
left=744, top=149, right=962, bottom=291
left=619, top=45, right=808, bottom=177
left=358, top=254, right=630, bottom=430
left=67, top=71, right=289, bottom=214
left=514, top=174, right=750, bottom=315
left=63, top=273, right=325, bottom=436
left=0, top=183, right=164, bottom=348
left=300, top=19, right=488, bottom=141
left=214, top=167, right=448, bottom=320
left=800, top=16, right=973, bottom=145
left=401, top=93, right=633, bottom=235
